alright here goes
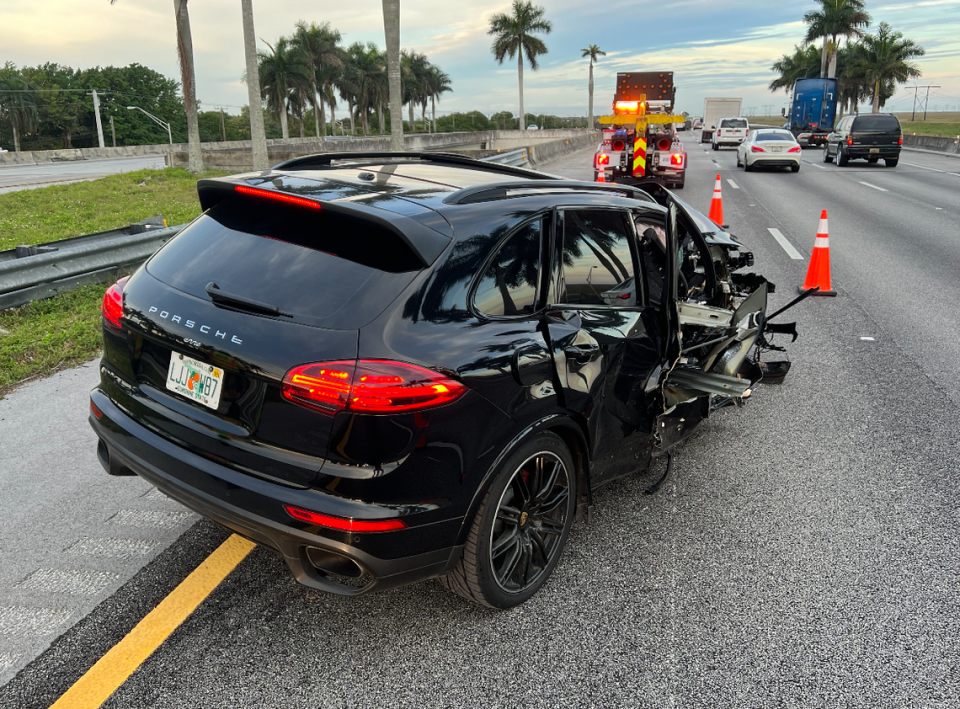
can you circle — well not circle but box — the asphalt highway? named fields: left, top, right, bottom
left=0, top=157, right=166, bottom=194
left=2, top=137, right=960, bottom=707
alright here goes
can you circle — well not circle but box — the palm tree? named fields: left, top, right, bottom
left=769, top=44, right=823, bottom=93
left=0, top=67, right=39, bottom=154
left=427, top=65, right=452, bottom=133
left=581, top=44, right=605, bottom=129
left=803, top=0, right=871, bottom=79
left=258, top=36, right=312, bottom=139
left=401, top=51, right=429, bottom=132
left=343, top=42, right=386, bottom=136
left=291, top=21, right=341, bottom=141
left=110, top=0, right=203, bottom=172
left=851, top=23, right=925, bottom=112
left=382, top=0, right=404, bottom=150
left=240, top=0, right=268, bottom=170
left=488, top=0, right=552, bottom=132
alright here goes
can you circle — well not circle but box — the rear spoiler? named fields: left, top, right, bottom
left=196, top=178, right=452, bottom=268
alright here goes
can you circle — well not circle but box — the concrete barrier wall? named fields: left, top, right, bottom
left=903, top=134, right=959, bottom=154
left=527, top=132, right=601, bottom=166
left=0, top=129, right=594, bottom=167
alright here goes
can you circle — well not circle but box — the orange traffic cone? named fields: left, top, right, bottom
left=708, top=174, right=727, bottom=228
left=799, top=210, right=837, bottom=296
left=596, top=169, right=606, bottom=183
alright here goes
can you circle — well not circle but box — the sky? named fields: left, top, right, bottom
left=1, top=0, right=958, bottom=118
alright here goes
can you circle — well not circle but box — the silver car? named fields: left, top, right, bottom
left=737, top=129, right=801, bottom=172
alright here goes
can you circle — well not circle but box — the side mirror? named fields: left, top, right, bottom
left=781, top=108, right=786, bottom=117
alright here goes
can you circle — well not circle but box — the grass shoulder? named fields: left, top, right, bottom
left=0, top=167, right=229, bottom=251
left=0, top=283, right=107, bottom=395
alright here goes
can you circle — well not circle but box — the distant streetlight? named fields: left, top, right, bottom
left=127, top=105, right=173, bottom=145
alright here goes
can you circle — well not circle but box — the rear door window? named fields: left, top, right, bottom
left=853, top=115, right=901, bottom=132
left=559, top=210, right=637, bottom=307
left=721, top=118, right=748, bottom=129
left=473, top=219, right=542, bottom=317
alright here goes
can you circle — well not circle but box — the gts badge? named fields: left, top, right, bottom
left=148, top=307, right=243, bottom=346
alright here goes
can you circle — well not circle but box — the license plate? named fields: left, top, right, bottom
left=771, top=147, right=782, bottom=153
left=870, top=148, right=880, bottom=154
left=166, top=352, right=224, bottom=410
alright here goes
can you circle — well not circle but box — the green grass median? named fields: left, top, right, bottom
left=0, top=167, right=228, bottom=395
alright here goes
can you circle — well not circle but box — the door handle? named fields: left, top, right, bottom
left=564, top=344, right=599, bottom=362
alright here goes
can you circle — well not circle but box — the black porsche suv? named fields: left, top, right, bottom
left=90, top=152, right=783, bottom=608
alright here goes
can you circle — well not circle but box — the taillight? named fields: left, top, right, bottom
left=717, top=129, right=721, bottom=136
left=101, top=276, right=130, bottom=331
left=90, top=400, right=103, bottom=419
left=282, top=360, right=467, bottom=415
left=751, top=146, right=765, bottom=153
left=898, top=135, right=903, bottom=145
left=284, top=505, right=406, bottom=532
left=670, top=153, right=684, bottom=166
left=234, top=185, right=321, bottom=209
left=846, top=136, right=853, bottom=146
left=788, top=146, right=801, bottom=153
left=597, top=153, right=609, bottom=165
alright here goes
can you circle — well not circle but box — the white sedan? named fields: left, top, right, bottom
left=737, top=129, right=802, bottom=172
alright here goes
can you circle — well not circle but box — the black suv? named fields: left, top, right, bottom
left=823, top=113, right=903, bottom=167
left=90, top=152, right=785, bottom=608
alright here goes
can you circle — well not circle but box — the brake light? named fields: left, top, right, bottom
left=670, top=154, right=684, bottom=166
left=282, top=360, right=467, bottom=415
left=899, top=135, right=903, bottom=145
left=597, top=153, right=609, bottom=165
left=751, top=146, right=765, bottom=153
left=846, top=136, right=853, bottom=146
left=101, top=277, right=130, bottom=330
left=788, top=146, right=801, bottom=153
left=717, top=129, right=721, bottom=136
left=284, top=505, right=406, bottom=532
left=234, top=185, right=321, bottom=209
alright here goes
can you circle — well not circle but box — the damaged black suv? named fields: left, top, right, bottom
left=89, top=152, right=791, bottom=608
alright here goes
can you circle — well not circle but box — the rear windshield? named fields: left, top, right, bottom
left=721, top=118, right=748, bottom=128
left=146, top=197, right=421, bottom=329
left=755, top=132, right=795, bottom=142
left=853, top=115, right=901, bottom=132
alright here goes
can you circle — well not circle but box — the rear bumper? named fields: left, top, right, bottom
left=747, top=155, right=801, bottom=168
left=847, top=146, right=901, bottom=159
left=89, top=388, right=462, bottom=596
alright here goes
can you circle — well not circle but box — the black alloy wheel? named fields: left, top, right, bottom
left=837, top=145, right=849, bottom=166
left=440, top=433, right=576, bottom=608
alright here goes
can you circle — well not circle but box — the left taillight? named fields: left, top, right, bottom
left=282, top=360, right=467, bottom=416
left=101, top=276, right=130, bottom=331
left=597, top=153, right=610, bottom=165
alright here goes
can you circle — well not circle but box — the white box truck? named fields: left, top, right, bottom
left=701, top=97, right=742, bottom=143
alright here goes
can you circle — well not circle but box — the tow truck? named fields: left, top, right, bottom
left=593, top=72, right=687, bottom=189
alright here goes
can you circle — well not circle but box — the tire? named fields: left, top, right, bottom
left=744, top=160, right=753, bottom=172
left=736, top=154, right=742, bottom=167
left=885, top=158, right=899, bottom=168
left=674, top=179, right=685, bottom=190
left=837, top=146, right=849, bottom=167
left=712, top=142, right=719, bottom=151
left=439, top=432, right=577, bottom=609
left=822, top=145, right=833, bottom=163
left=791, top=164, right=800, bottom=173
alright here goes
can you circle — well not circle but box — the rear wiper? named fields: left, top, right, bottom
left=205, top=282, right=291, bottom=317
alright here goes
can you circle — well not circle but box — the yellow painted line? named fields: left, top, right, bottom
left=49, top=534, right=255, bottom=709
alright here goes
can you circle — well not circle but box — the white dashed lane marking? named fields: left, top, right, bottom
left=859, top=181, right=888, bottom=192
left=726, top=179, right=740, bottom=189
left=766, top=228, right=804, bottom=260
left=19, top=569, right=121, bottom=595
left=110, top=509, right=195, bottom=529
left=0, top=606, right=71, bottom=636
left=65, top=537, right=157, bottom=558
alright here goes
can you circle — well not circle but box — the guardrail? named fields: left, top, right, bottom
left=0, top=219, right=183, bottom=310
left=482, top=148, right=530, bottom=167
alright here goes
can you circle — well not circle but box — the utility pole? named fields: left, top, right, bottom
left=907, top=85, right=941, bottom=121
left=109, top=115, right=116, bottom=147
left=91, top=89, right=106, bottom=148
left=220, top=107, right=226, bottom=141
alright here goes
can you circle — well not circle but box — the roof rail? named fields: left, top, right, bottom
left=271, top=151, right=556, bottom=180
left=444, top=180, right=656, bottom=205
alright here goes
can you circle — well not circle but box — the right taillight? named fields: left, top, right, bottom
left=282, top=360, right=467, bottom=415
left=101, top=277, right=130, bottom=330
left=898, top=134, right=903, bottom=145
